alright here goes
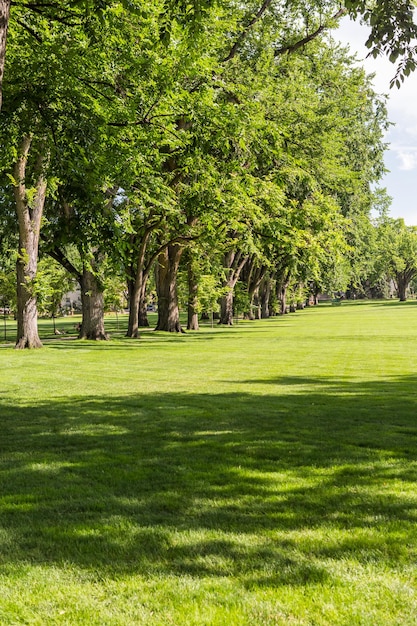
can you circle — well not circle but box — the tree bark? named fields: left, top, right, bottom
left=260, top=276, right=271, bottom=318
left=155, top=243, right=184, bottom=332
left=126, top=276, right=141, bottom=338
left=246, top=290, right=261, bottom=320
left=45, top=244, right=108, bottom=339
left=138, top=288, right=150, bottom=327
left=397, top=275, right=408, bottom=301
left=187, top=257, right=199, bottom=331
left=243, top=259, right=265, bottom=320
left=126, top=272, right=151, bottom=335
left=126, top=230, right=152, bottom=338
left=219, top=288, right=234, bottom=325
left=396, top=269, right=416, bottom=302
left=218, top=249, right=248, bottom=325
left=0, top=0, right=11, bottom=111
left=14, top=135, right=47, bottom=349
left=79, top=266, right=108, bottom=340
left=15, top=259, right=43, bottom=349
left=277, top=272, right=291, bottom=315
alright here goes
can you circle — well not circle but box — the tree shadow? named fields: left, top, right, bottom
left=1, top=376, right=417, bottom=587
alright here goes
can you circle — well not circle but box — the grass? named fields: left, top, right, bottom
left=1, top=300, right=417, bottom=624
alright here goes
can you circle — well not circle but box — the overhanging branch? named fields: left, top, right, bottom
left=274, top=8, right=346, bottom=56
left=222, top=0, right=274, bottom=63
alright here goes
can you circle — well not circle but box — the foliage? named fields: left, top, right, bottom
left=198, top=274, right=223, bottom=314
left=104, top=275, right=127, bottom=313
left=374, top=217, right=417, bottom=299
left=0, top=267, right=16, bottom=312
left=233, top=279, right=251, bottom=314
left=344, top=0, right=417, bottom=86
left=35, top=258, right=75, bottom=318
left=0, top=0, right=403, bottom=344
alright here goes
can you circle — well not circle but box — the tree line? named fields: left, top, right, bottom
left=1, top=0, right=417, bottom=347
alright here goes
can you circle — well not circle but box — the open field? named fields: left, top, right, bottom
left=1, top=301, right=417, bottom=624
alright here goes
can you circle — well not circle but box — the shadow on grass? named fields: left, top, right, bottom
left=39, top=325, right=291, bottom=349
left=1, top=376, right=417, bottom=587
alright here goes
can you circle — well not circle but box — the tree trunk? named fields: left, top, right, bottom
left=138, top=282, right=150, bottom=328
left=187, top=259, right=199, bottom=331
left=126, top=276, right=141, bottom=338
left=155, top=243, right=184, bottom=332
left=0, top=0, right=11, bottom=111
left=245, top=290, right=261, bottom=319
left=276, top=269, right=291, bottom=315
left=79, top=267, right=108, bottom=340
left=260, top=277, right=271, bottom=319
left=14, top=135, right=47, bottom=349
left=243, top=260, right=264, bottom=320
left=15, top=257, right=42, bottom=349
left=126, top=272, right=150, bottom=333
left=218, top=249, right=248, bottom=326
left=278, top=279, right=290, bottom=315
left=279, top=284, right=287, bottom=314
left=126, top=230, right=153, bottom=337
left=219, top=288, right=234, bottom=325
left=397, top=276, right=407, bottom=301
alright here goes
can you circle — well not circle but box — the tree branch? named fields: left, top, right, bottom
left=14, top=1, right=81, bottom=25
left=274, top=8, right=346, bottom=56
left=43, top=242, right=81, bottom=281
left=15, top=18, right=43, bottom=43
left=222, top=0, right=274, bottom=63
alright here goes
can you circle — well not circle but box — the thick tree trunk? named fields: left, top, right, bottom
left=126, top=231, right=153, bottom=337
left=15, top=256, right=42, bottom=349
left=0, top=0, right=11, bottom=111
left=155, top=243, right=184, bottom=332
left=126, top=275, right=150, bottom=335
left=279, top=284, right=287, bottom=314
left=126, top=276, right=141, bottom=338
left=187, top=260, right=199, bottom=331
left=138, top=280, right=150, bottom=327
left=243, top=260, right=264, bottom=320
left=219, top=288, right=234, bottom=325
left=397, top=278, right=407, bottom=301
left=218, top=249, right=248, bottom=326
left=276, top=269, right=291, bottom=315
left=260, top=277, right=271, bottom=319
left=79, top=267, right=108, bottom=340
left=278, top=279, right=290, bottom=315
left=14, top=135, right=47, bottom=349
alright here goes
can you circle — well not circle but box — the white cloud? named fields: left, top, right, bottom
left=396, top=150, right=417, bottom=171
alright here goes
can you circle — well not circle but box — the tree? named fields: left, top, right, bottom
left=13, top=135, right=48, bottom=348
left=1, top=2, right=110, bottom=346
left=35, top=258, right=74, bottom=333
left=0, top=0, right=398, bottom=350
left=375, top=218, right=417, bottom=301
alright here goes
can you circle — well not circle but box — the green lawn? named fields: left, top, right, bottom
left=1, top=301, right=417, bottom=625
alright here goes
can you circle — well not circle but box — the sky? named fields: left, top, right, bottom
left=333, top=16, right=417, bottom=226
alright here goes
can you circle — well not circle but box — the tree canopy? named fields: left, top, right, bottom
left=0, top=0, right=413, bottom=346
